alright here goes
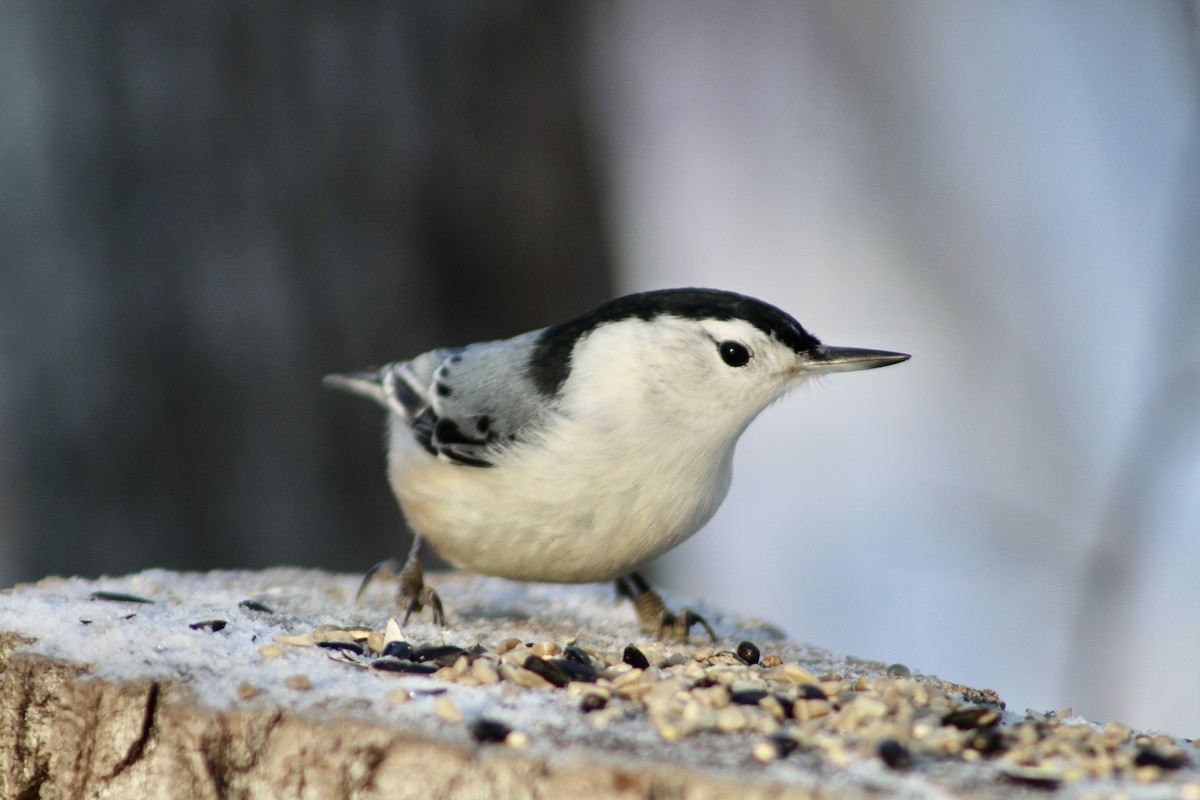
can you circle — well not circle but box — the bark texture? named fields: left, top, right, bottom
left=0, top=636, right=810, bottom=800
left=3, top=570, right=1193, bottom=800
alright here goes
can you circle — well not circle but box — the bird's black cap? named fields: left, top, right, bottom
left=528, top=288, right=821, bottom=397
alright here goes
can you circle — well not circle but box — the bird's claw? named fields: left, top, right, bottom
left=356, top=549, right=445, bottom=627
left=617, top=572, right=717, bottom=643
left=356, top=558, right=401, bottom=604
left=403, top=585, right=445, bottom=627
left=656, top=606, right=717, bottom=642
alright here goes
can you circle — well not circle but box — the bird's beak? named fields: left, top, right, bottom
left=799, top=345, right=910, bottom=374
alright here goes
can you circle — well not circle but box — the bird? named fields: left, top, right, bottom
left=324, top=287, right=909, bottom=638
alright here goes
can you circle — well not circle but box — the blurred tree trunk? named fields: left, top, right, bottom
left=0, top=3, right=613, bottom=584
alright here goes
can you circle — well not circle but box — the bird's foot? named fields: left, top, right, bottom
left=616, top=572, right=717, bottom=643
left=356, top=554, right=445, bottom=627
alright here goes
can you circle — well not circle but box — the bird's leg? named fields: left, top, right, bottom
left=615, top=571, right=716, bottom=643
left=355, top=535, right=445, bottom=626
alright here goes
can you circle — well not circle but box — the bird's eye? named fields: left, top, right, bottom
left=718, top=341, right=751, bottom=367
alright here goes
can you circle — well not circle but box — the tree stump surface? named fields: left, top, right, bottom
left=0, top=569, right=1194, bottom=799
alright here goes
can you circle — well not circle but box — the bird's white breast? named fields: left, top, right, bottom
left=386, top=409, right=738, bottom=583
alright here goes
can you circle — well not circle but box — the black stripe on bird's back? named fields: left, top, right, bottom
left=527, top=288, right=821, bottom=397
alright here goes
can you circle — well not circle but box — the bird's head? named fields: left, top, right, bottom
left=531, top=288, right=909, bottom=433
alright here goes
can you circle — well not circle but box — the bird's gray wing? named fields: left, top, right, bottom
left=324, top=330, right=548, bottom=468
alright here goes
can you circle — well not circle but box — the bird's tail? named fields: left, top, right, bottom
left=322, top=370, right=389, bottom=408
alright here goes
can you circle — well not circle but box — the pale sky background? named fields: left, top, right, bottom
left=585, top=1, right=1200, bottom=733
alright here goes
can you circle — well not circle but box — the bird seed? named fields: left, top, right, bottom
left=290, top=619, right=1196, bottom=792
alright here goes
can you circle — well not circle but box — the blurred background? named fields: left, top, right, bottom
left=2, top=2, right=1198, bottom=734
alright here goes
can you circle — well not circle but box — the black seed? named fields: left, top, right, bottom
left=563, top=645, right=591, bottom=665
left=966, top=727, right=1006, bottom=755
left=580, top=694, right=608, bottom=713
left=523, top=655, right=571, bottom=688
left=471, top=718, right=511, bottom=743
left=412, top=644, right=465, bottom=663
left=238, top=599, right=274, bottom=614
left=768, top=734, right=799, bottom=759
left=1002, top=769, right=1061, bottom=789
left=373, top=659, right=438, bottom=675
left=553, top=657, right=596, bottom=683
left=623, top=645, right=650, bottom=670
left=89, top=591, right=154, bottom=604
left=188, top=619, right=227, bottom=632
left=773, top=693, right=795, bottom=718
left=886, top=663, right=911, bottom=677
left=468, top=643, right=488, bottom=656
left=318, top=641, right=365, bottom=655
left=1135, top=746, right=1189, bottom=770
left=735, top=641, right=760, bottom=665
left=943, top=706, right=1001, bottom=730
left=797, top=684, right=827, bottom=700
left=730, top=689, right=769, bottom=706
left=878, top=738, right=912, bottom=769
left=383, top=641, right=413, bottom=660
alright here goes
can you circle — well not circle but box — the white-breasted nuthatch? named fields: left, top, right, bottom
left=325, top=288, right=908, bottom=638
